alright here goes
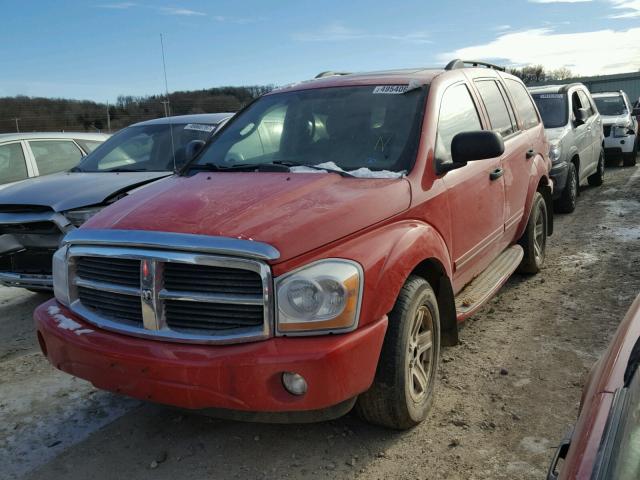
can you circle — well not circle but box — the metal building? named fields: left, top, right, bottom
left=530, top=71, right=640, bottom=104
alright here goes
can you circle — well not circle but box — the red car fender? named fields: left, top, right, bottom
left=272, top=219, right=453, bottom=331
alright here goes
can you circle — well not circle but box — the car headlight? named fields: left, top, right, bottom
left=276, top=259, right=363, bottom=334
left=549, top=144, right=561, bottom=163
left=52, top=245, right=70, bottom=306
left=63, top=206, right=104, bottom=227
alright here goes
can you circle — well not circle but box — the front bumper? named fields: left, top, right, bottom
left=0, top=272, right=52, bottom=289
left=35, top=299, right=387, bottom=418
left=549, top=161, right=569, bottom=200
left=603, top=133, right=636, bottom=154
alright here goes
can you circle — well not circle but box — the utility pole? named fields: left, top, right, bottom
left=12, top=117, right=20, bottom=133
left=106, top=101, right=111, bottom=133
left=160, top=100, right=170, bottom=117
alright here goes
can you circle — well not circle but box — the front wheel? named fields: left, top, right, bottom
left=355, top=275, right=441, bottom=430
left=623, top=139, right=638, bottom=167
left=588, top=150, right=605, bottom=187
left=517, top=192, right=548, bottom=274
left=554, top=162, right=578, bottom=213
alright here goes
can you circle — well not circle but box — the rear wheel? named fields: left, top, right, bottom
left=517, top=192, right=548, bottom=274
left=588, top=150, right=605, bottom=187
left=554, top=162, right=578, bottom=213
left=356, top=275, right=440, bottom=430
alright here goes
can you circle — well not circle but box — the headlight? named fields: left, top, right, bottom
left=613, top=123, right=631, bottom=138
left=52, top=246, right=70, bottom=306
left=276, top=259, right=363, bottom=334
left=549, top=144, right=561, bottom=163
left=63, top=206, right=104, bottom=227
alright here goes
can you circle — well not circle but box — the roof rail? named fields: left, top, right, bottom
left=445, top=59, right=505, bottom=72
left=315, top=71, right=351, bottom=79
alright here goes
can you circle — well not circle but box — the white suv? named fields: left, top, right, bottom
left=592, top=91, right=639, bottom=167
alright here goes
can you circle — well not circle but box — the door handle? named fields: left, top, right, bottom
left=489, top=168, right=504, bottom=180
left=526, top=149, right=535, bottom=159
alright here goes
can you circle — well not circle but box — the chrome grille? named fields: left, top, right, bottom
left=68, top=245, right=272, bottom=344
left=76, top=257, right=140, bottom=287
left=164, top=263, right=263, bottom=295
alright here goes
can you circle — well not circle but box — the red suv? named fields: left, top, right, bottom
left=35, top=60, right=552, bottom=429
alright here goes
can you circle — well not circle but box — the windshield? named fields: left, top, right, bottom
left=191, top=85, right=426, bottom=174
left=531, top=93, right=568, bottom=129
left=594, top=96, right=627, bottom=116
left=77, top=122, right=217, bottom=172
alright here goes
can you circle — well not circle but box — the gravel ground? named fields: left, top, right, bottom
left=1, top=162, right=639, bottom=480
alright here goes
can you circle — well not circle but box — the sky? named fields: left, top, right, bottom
left=1, top=0, right=639, bottom=102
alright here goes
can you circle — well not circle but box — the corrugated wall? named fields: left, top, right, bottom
left=530, top=72, right=640, bottom=104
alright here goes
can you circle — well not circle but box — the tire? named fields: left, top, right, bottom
left=623, top=139, right=638, bottom=167
left=517, top=191, right=548, bottom=274
left=554, top=162, right=578, bottom=213
left=587, top=149, right=605, bottom=187
left=355, top=275, right=441, bottom=430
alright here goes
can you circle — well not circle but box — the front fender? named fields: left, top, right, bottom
left=272, top=220, right=453, bottom=327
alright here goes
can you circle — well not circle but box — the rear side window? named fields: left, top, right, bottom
left=435, top=84, right=482, bottom=164
left=28, top=140, right=84, bottom=176
left=0, top=142, right=29, bottom=185
left=577, top=90, right=594, bottom=117
left=75, top=139, right=103, bottom=153
left=475, top=80, right=517, bottom=137
left=505, top=79, right=540, bottom=130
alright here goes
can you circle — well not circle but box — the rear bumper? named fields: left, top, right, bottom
left=604, top=134, right=636, bottom=154
left=35, top=299, right=387, bottom=417
left=549, top=161, right=569, bottom=200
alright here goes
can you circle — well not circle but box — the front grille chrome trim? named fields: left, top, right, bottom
left=66, top=244, right=273, bottom=345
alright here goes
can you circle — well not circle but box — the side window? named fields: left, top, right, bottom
left=225, top=105, right=286, bottom=163
left=74, top=139, right=102, bottom=153
left=435, top=84, right=482, bottom=164
left=577, top=91, right=594, bottom=117
left=0, top=142, right=29, bottom=185
left=28, top=140, right=83, bottom=176
left=475, top=80, right=517, bottom=137
left=505, top=79, right=540, bottom=130
left=571, top=91, right=583, bottom=120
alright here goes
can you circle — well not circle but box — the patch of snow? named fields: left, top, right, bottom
left=597, top=199, right=640, bottom=216
left=47, top=304, right=93, bottom=335
left=558, top=252, right=600, bottom=268
left=611, top=226, right=640, bottom=242
left=289, top=161, right=406, bottom=179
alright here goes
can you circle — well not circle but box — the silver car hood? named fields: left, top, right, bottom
left=600, top=114, right=630, bottom=126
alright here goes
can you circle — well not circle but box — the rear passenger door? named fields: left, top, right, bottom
left=499, top=79, right=540, bottom=240
left=26, top=140, right=84, bottom=177
left=0, top=142, right=32, bottom=186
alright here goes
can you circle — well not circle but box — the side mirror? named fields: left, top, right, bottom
left=575, top=108, right=588, bottom=125
left=184, top=140, right=206, bottom=163
left=452, top=130, right=504, bottom=163
left=632, top=107, right=640, bottom=117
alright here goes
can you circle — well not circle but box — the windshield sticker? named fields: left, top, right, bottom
left=538, top=94, right=564, bottom=99
left=184, top=123, right=216, bottom=132
left=373, top=85, right=409, bottom=94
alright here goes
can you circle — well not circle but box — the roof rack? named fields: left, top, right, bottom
left=315, top=71, right=351, bottom=79
left=445, top=59, right=505, bottom=72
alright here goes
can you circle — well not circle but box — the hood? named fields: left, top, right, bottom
left=0, top=171, right=172, bottom=212
left=84, top=172, right=411, bottom=262
left=544, top=126, right=569, bottom=144
left=600, top=114, right=630, bottom=126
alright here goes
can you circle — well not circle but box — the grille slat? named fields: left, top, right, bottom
left=165, top=300, right=263, bottom=329
left=164, top=263, right=263, bottom=295
left=78, top=286, right=142, bottom=324
left=76, top=257, right=140, bottom=287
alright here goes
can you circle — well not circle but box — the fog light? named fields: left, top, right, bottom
left=282, top=372, right=308, bottom=396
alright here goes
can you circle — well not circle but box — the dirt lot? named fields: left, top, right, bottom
left=1, top=162, right=639, bottom=480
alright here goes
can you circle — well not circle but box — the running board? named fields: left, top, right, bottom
left=455, top=245, right=524, bottom=321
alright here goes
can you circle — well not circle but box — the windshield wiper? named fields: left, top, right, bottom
left=274, top=161, right=355, bottom=178
left=106, top=167, right=148, bottom=172
left=189, top=162, right=290, bottom=173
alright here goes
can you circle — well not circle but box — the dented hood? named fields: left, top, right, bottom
left=84, top=172, right=411, bottom=262
left=0, top=171, right=171, bottom=212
